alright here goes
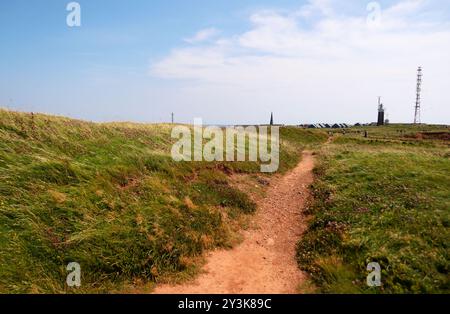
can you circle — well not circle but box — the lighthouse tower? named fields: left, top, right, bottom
left=377, top=97, right=385, bottom=126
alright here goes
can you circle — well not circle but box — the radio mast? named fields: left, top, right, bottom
left=414, top=67, right=422, bottom=124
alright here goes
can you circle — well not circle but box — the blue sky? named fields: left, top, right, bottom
left=1, top=0, right=449, bottom=124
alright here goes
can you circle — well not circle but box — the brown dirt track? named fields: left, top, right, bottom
left=154, top=151, right=315, bottom=294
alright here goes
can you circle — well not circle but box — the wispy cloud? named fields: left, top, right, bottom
left=151, top=0, right=450, bottom=124
left=184, top=27, right=220, bottom=44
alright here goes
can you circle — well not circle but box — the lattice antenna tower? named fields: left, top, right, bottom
left=414, top=67, right=423, bottom=124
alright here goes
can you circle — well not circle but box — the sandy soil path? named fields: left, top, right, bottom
left=154, top=151, right=315, bottom=294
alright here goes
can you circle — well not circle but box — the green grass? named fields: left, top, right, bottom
left=297, top=127, right=450, bottom=293
left=0, top=109, right=327, bottom=293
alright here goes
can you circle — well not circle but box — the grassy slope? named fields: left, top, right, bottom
left=297, top=126, right=450, bottom=293
left=0, top=109, right=327, bottom=293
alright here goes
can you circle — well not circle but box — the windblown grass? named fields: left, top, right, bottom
left=0, top=109, right=326, bottom=293
left=297, top=127, right=450, bottom=293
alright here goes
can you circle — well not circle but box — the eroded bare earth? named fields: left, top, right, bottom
left=154, top=151, right=315, bottom=294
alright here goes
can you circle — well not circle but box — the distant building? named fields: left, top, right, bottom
left=377, top=97, right=385, bottom=126
left=307, top=123, right=352, bottom=129
left=329, top=123, right=351, bottom=129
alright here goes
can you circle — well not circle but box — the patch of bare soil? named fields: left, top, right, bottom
left=418, top=132, right=450, bottom=141
left=154, top=151, right=315, bottom=294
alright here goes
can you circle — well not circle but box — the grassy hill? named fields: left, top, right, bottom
left=0, top=109, right=326, bottom=293
left=297, top=125, right=450, bottom=293
left=2, top=109, right=447, bottom=294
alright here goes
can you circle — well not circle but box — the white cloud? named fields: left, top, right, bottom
left=184, top=28, right=220, bottom=44
left=150, top=0, right=450, bottom=124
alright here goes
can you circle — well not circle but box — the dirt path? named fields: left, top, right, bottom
left=154, top=151, right=315, bottom=294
